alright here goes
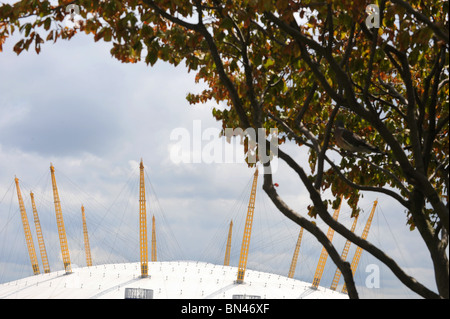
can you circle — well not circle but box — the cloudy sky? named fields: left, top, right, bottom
left=0, top=21, right=438, bottom=298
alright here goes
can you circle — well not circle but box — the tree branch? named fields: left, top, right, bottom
left=276, top=147, right=441, bottom=298
left=324, top=154, right=411, bottom=208
left=261, top=161, right=359, bottom=298
left=390, top=0, right=449, bottom=44
left=314, top=104, right=340, bottom=189
left=143, top=0, right=200, bottom=31
left=294, top=82, right=318, bottom=125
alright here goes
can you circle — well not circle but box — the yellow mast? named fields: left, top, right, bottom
left=311, top=196, right=343, bottom=288
left=342, top=199, right=378, bottom=294
left=14, top=177, right=40, bottom=275
left=329, top=215, right=359, bottom=290
left=224, top=220, right=233, bottom=266
left=236, top=168, right=258, bottom=283
left=151, top=215, right=157, bottom=262
left=30, top=191, right=51, bottom=273
left=81, top=205, right=93, bottom=267
left=50, top=163, right=72, bottom=274
left=288, top=227, right=304, bottom=278
left=139, top=159, right=149, bottom=277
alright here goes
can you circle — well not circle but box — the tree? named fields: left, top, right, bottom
left=1, top=0, right=448, bottom=298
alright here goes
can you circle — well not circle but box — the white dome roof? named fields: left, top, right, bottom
left=0, top=261, right=348, bottom=299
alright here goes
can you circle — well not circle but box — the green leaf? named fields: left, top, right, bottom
left=145, top=49, right=158, bottom=66
left=104, top=28, right=112, bottom=42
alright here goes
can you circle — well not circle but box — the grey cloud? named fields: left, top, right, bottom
left=0, top=95, right=123, bottom=156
